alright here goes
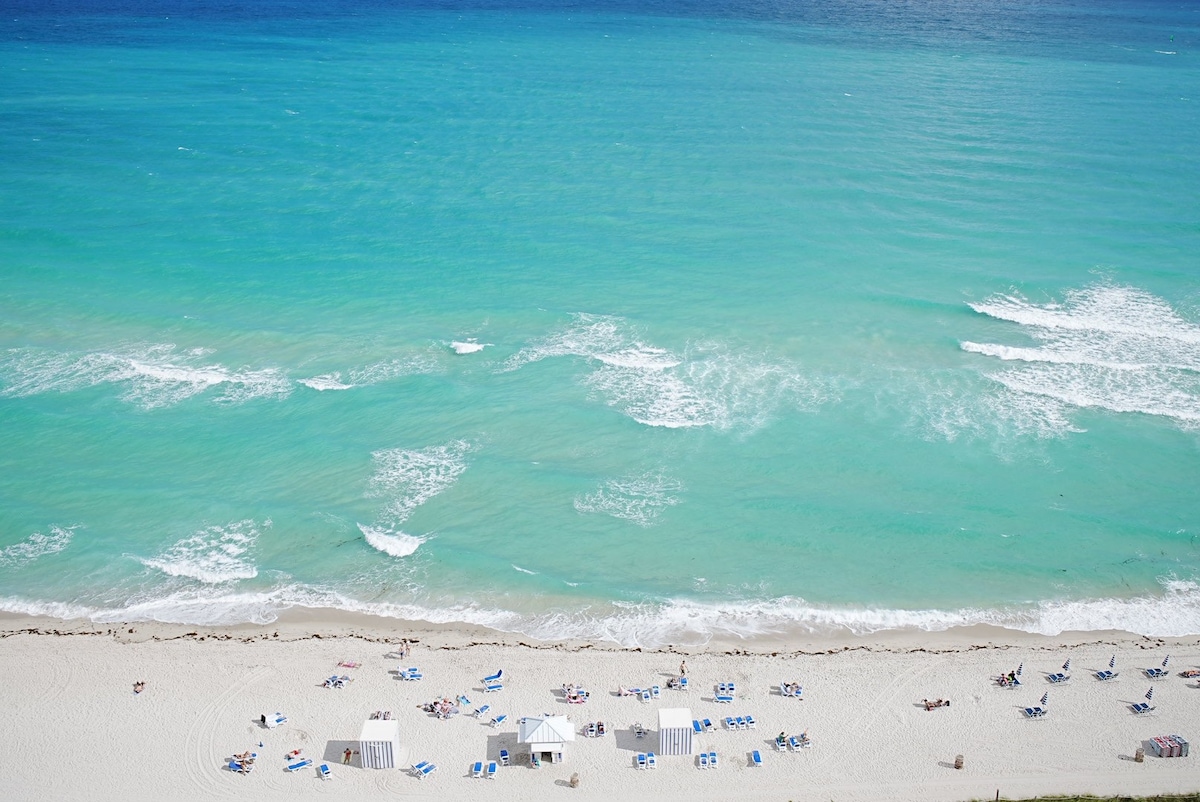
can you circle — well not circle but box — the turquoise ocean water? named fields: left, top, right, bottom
left=2, top=0, right=1199, bottom=646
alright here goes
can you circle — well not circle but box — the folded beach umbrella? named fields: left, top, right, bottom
left=1040, top=692, right=1049, bottom=707
left=1145, top=687, right=1154, bottom=702
left=1016, top=663, right=1023, bottom=676
left=1062, top=658, right=1070, bottom=672
left=1162, top=655, right=1170, bottom=668
left=1109, top=655, right=1116, bottom=669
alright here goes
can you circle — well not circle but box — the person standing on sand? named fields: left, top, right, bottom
left=679, top=660, right=687, bottom=676
left=343, top=748, right=352, bottom=765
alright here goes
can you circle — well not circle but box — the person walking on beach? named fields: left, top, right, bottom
left=343, top=748, right=353, bottom=765
left=679, top=660, right=687, bottom=676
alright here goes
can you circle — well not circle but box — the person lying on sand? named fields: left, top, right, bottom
left=1180, top=669, right=1200, bottom=678
left=133, top=681, right=146, bottom=694
left=923, top=698, right=950, bottom=711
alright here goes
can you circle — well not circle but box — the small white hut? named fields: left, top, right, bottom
left=658, top=708, right=693, bottom=755
left=518, top=715, right=576, bottom=763
left=358, top=719, right=401, bottom=769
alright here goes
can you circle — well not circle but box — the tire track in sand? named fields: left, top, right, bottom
left=183, top=664, right=274, bottom=798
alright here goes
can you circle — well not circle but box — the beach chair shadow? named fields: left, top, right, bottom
left=486, top=733, right=519, bottom=761
left=613, top=728, right=644, bottom=753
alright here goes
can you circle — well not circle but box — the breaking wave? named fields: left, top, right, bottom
left=962, top=283, right=1200, bottom=430
left=138, top=519, right=263, bottom=584
left=502, top=314, right=827, bottom=431
left=357, top=524, right=425, bottom=557
left=0, top=344, right=291, bottom=408
left=298, top=354, right=440, bottom=392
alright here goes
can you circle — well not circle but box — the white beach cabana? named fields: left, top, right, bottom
left=518, top=715, right=576, bottom=763
left=358, top=719, right=401, bottom=769
left=657, top=708, right=693, bottom=755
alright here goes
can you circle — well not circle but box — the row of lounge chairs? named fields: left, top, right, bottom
left=696, top=751, right=719, bottom=769
left=635, top=752, right=658, bottom=769
left=470, top=760, right=498, bottom=778
left=723, top=715, right=756, bottom=730
left=323, top=675, right=351, bottom=689
left=410, top=760, right=438, bottom=779
left=692, top=718, right=714, bottom=734
left=774, top=733, right=811, bottom=751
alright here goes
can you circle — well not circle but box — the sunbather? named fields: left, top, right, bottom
left=596, top=721, right=606, bottom=736
left=1181, top=669, right=1200, bottom=678
left=923, top=698, right=950, bottom=711
left=133, top=681, right=145, bottom=694
left=776, top=731, right=786, bottom=746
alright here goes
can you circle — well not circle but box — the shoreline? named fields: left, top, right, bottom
left=5, top=610, right=1200, bottom=801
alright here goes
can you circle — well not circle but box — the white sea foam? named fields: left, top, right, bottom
left=0, top=526, right=74, bottom=569
left=450, top=340, right=491, bottom=355
left=357, top=524, right=425, bottom=557
left=366, top=440, right=472, bottom=525
left=503, top=314, right=826, bottom=431
left=5, top=576, right=1200, bottom=646
left=298, top=373, right=353, bottom=391
left=512, top=565, right=537, bottom=575
left=962, top=283, right=1200, bottom=430
left=0, top=344, right=291, bottom=408
left=138, top=519, right=262, bottom=584
left=574, top=472, right=684, bottom=527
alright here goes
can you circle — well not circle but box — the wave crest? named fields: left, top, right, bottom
left=574, top=472, right=684, bottom=526
left=0, top=526, right=74, bottom=569
left=138, top=519, right=263, bottom=584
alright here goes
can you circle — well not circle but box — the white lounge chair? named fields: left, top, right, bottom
left=474, top=704, right=491, bottom=719
left=490, top=714, right=507, bottom=728
left=486, top=761, right=497, bottom=779
left=636, top=753, right=647, bottom=770
left=751, top=750, right=762, bottom=767
left=708, top=751, right=718, bottom=769
left=647, top=752, right=657, bottom=769
left=472, top=761, right=484, bottom=778
left=1131, top=702, right=1155, bottom=714
left=286, top=758, right=312, bottom=772
left=697, top=752, right=709, bottom=769
left=499, top=749, right=510, bottom=766
left=318, top=763, right=331, bottom=780
left=483, top=669, right=503, bottom=683
left=483, top=680, right=503, bottom=693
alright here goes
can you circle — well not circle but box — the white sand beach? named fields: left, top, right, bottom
left=2, top=612, right=1199, bottom=802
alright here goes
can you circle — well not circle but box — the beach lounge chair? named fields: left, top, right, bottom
left=697, top=752, right=709, bottom=769
left=402, top=667, right=423, bottom=681
left=708, top=751, right=718, bottom=769
left=286, top=758, right=313, bottom=772
left=692, top=719, right=703, bottom=734
left=702, top=718, right=714, bottom=733
left=483, top=681, right=503, bottom=693
left=1095, top=670, right=1117, bottom=681
left=745, top=714, right=756, bottom=729
left=679, top=676, right=689, bottom=690
left=1023, top=706, right=1046, bottom=718
left=410, top=761, right=429, bottom=777
left=737, top=716, right=748, bottom=730
left=486, top=761, right=497, bottom=779
left=318, top=763, right=331, bottom=780
left=421, top=763, right=438, bottom=778
left=715, top=694, right=734, bottom=704
left=650, top=685, right=661, bottom=699
left=751, top=749, right=762, bottom=767
left=647, top=752, right=657, bottom=769
left=1145, top=668, right=1169, bottom=679
left=1047, top=673, right=1069, bottom=683
left=227, top=760, right=252, bottom=774
left=264, top=713, right=287, bottom=729
left=1131, top=702, right=1154, bottom=714
left=499, top=749, right=510, bottom=766
left=483, top=670, right=503, bottom=683
left=636, top=753, right=648, bottom=770
left=585, top=722, right=597, bottom=738
left=641, top=689, right=651, bottom=702
left=474, top=704, right=491, bottom=719
left=724, top=716, right=736, bottom=730
left=788, top=735, right=811, bottom=751
left=490, top=714, right=507, bottom=728
left=472, top=761, right=484, bottom=778
left=774, top=737, right=787, bottom=752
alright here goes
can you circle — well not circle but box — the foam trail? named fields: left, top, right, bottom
left=962, top=283, right=1200, bottom=430
left=358, top=524, right=425, bottom=557
left=504, top=314, right=826, bottom=431
left=0, top=526, right=74, bottom=569
left=574, top=472, right=684, bottom=527
left=0, top=344, right=290, bottom=408
left=138, top=519, right=262, bottom=583
left=450, top=340, right=491, bottom=355
left=298, top=373, right=353, bottom=391
left=298, top=355, right=440, bottom=392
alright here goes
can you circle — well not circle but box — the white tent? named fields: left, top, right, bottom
left=518, top=715, right=576, bottom=757
left=658, top=708, right=693, bottom=755
left=358, top=719, right=401, bottom=769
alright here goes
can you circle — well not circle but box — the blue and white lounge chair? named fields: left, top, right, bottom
left=702, top=718, right=714, bottom=733
left=484, top=680, right=503, bottom=693
left=1047, top=673, right=1069, bottom=683
left=708, top=751, right=718, bottom=769
left=1145, top=667, right=1168, bottom=679
left=402, top=667, right=423, bottom=681
left=679, top=676, right=689, bottom=690
left=736, top=716, right=748, bottom=730
left=641, top=689, right=651, bottom=702
left=499, top=749, right=510, bottom=766
left=1023, top=706, right=1046, bottom=718
left=724, top=716, right=736, bottom=730
left=472, top=761, right=484, bottom=778
left=486, top=761, right=497, bottom=779
left=1095, top=670, right=1117, bottom=681
left=318, top=763, right=331, bottom=780
left=650, top=685, right=661, bottom=699
left=714, top=694, right=734, bottom=704
left=745, top=714, right=756, bottom=729
left=692, top=719, right=703, bottom=734
left=483, top=669, right=503, bottom=683
left=1131, top=702, right=1154, bottom=714
left=264, top=712, right=287, bottom=729
left=416, top=762, right=437, bottom=779
left=636, top=753, right=647, bottom=770
left=788, top=736, right=805, bottom=751
left=774, top=736, right=787, bottom=751
left=227, top=760, right=253, bottom=774
left=286, top=758, right=313, bottom=772
left=751, top=750, right=762, bottom=767
left=410, top=761, right=429, bottom=777
left=474, top=704, right=491, bottom=719
left=697, top=753, right=709, bottom=769
left=490, top=714, right=508, bottom=728
left=647, top=752, right=657, bottom=769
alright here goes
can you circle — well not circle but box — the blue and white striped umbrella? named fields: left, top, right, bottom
left=1146, top=687, right=1154, bottom=701
left=1162, top=655, right=1170, bottom=669
left=1062, top=658, right=1071, bottom=672
left=1040, top=692, right=1049, bottom=707
left=1016, top=663, right=1023, bottom=676
left=1109, top=655, right=1116, bottom=669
